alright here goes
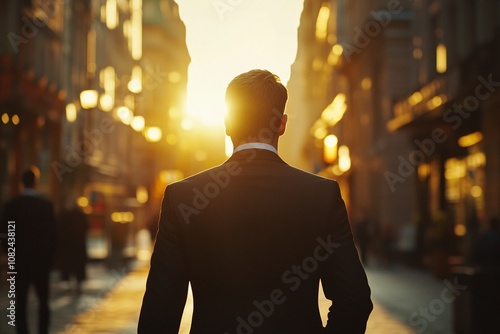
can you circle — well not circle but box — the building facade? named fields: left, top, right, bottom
left=0, top=0, right=191, bottom=260
left=0, top=0, right=84, bottom=206
left=390, top=0, right=500, bottom=271
left=283, top=0, right=418, bottom=264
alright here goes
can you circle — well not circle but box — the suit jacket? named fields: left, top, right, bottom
left=139, top=149, right=372, bottom=333
left=1, top=192, right=57, bottom=273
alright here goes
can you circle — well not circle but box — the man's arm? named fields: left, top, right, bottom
left=138, top=186, right=189, bottom=333
left=322, top=182, right=373, bottom=333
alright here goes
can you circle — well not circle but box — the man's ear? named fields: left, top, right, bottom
left=277, top=114, right=288, bottom=137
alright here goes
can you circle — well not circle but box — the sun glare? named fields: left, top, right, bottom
left=175, top=0, right=304, bottom=132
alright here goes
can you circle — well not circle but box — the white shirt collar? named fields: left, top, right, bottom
left=22, top=188, right=37, bottom=196
left=233, top=142, right=278, bottom=155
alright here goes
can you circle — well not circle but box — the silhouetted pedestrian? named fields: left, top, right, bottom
left=472, top=217, right=500, bottom=268
left=58, top=198, right=89, bottom=295
left=1, top=167, right=57, bottom=334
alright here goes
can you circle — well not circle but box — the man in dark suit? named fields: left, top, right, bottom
left=1, top=168, right=57, bottom=334
left=139, top=69, right=372, bottom=333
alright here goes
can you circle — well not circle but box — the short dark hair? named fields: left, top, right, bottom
left=225, top=69, right=288, bottom=142
left=21, top=168, right=38, bottom=188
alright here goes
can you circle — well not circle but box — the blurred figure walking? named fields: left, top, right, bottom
left=472, top=217, right=500, bottom=268
left=57, top=198, right=89, bottom=295
left=1, top=167, right=57, bottom=334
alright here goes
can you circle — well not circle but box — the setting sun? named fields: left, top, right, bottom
left=175, top=0, right=304, bottom=132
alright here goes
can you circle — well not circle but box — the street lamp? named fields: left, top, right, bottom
left=323, top=134, right=338, bottom=164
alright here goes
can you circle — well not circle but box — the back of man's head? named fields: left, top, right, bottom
left=225, top=69, right=288, bottom=143
left=21, top=168, right=38, bottom=189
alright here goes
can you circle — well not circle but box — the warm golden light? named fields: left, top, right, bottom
left=458, top=132, right=483, bottom=148
left=136, top=186, right=149, bottom=204
left=106, top=0, right=118, bottom=30
left=454, top=224, right=466, bottom=236
left=131, top=116, right=145, bottom=132
left=338, top=145, right=351, bottom=172
left=470, top=185, right=482, bottom=198
left=321, top=93, right=347, bottom=126
left=409, top=92, right=423, bottom=106
left=324, top=134, right=338, bottom=147
left=1, top=113, right=9, bottom=124
left=323, top=134, right=338, bottom=164
left=225, top=136, right=233, bottom=157
left=80, top=90, right=99, bottom=109
left=100, top=66, right=115, bottom=110
left=466, top=152, right=486, bottom=168
left=168, top=71, right=181, bottom=84
left=66, top=103, right=77, bottom=122
left=160, top=169, right=184, bottom=184
left=426, top=95, right=443, bottom=110
left=311, top=119, right=328, bottom=140
left=100, top=94, right=113, bottom=112
left=131, top=0, right=142, bottom=60
left=181, top=118, right=193, bottom=131
left=77, top=196, right=89, bottom=207
left=445, top=159, right=466, bottom=180
left=100, top=5, right=106, bottom=23
left=315, top=5, right=330, bottom=41
left=327, top=44, right=343, bottom=66
left=178, top=0, right=302, bottom=141
left=361, top=77, right=372, bottom=90
left=117, top=106, right=133, bottom=125
left=145, top=127, right=162, bottom=142
left=12, top=114, right=20, bottom=125
left=436, top=43, right=447, bottom=73
left=137, top=249, right=152, bottom=261
left=418, top=163, right=430, bottom=180
left=111, top=211, right=134, bottom=223
left=314, top=127, right=328, bottom=140
left=166, top=133, right=177, bottom=145
left=128, top=65, right=142, bottom=93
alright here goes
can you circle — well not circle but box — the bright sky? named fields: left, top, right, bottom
left=175, top=0, right=304, bottom=126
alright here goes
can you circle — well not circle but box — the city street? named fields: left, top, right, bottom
left=1, top=260, right=454, bottom=333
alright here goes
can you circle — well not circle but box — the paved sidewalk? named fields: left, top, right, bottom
left=0, top=261, right=139, bottom=334
left=2, top=261, right=448, bottom=333
left=366, top=265, right=454, bottom=334
left=61, top=266, right=148, bottom=334
left=61, top=265, right=421, bottom=334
